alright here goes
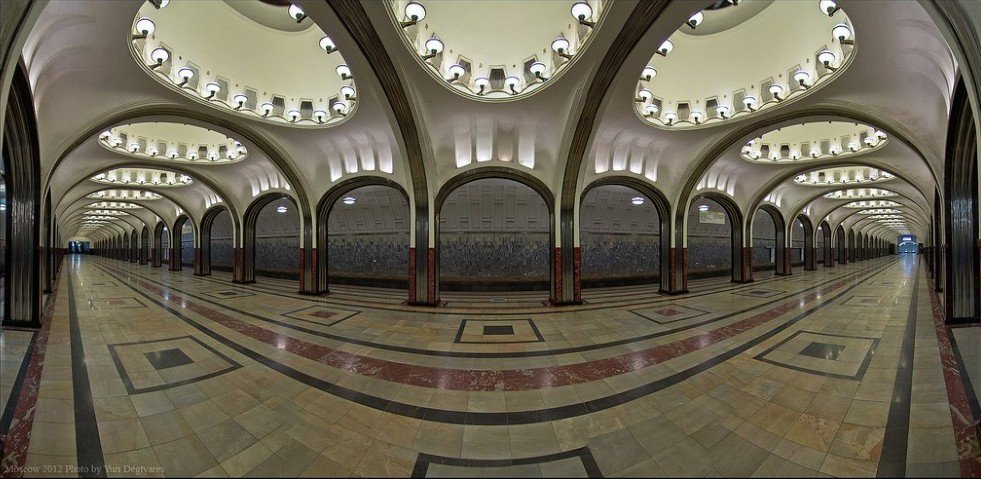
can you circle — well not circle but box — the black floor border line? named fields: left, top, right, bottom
left=0, top=330, right=39, bottom=437
left=92, top=258, right=897, bottom=425
left=877, top=258, right=920, bottom=478
left=67, top=263, right=108, bottom=478
left=99, top=259, right=895, bottom=360
left=160, top=260, right=801, bottom=316
left=411, top=446, right=602, bottom=478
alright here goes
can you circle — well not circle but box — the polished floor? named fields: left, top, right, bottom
left=0, top=255, right=978, bottom=477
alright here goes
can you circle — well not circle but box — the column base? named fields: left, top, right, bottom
left=1, top=320, right=41, bottom=330
left=193, top=273, right=211, bottom=277
left=775, top=272, right=792, bottom=276
left=658, top=288, right=689, bottom=296
left=548, top=299, right=583, bottom=306
left=298, top=290, right=327, bottom=296
left=945, top=315, right=979, bottom=325
left=232, top=280, right=256, bottom=285
left=732, top=279, right=755, bottom=284
left=406, top=298, right=443, bottom=307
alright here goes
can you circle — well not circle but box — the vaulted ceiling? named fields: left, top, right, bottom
left=8, top=0, right=977, bottom=244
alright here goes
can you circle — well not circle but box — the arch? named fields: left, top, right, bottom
left=2, top=64, right=41, bottom=327
left=817, top=220, right=831, bottom=267
left=315, top=176, right=410, bottom=295
left=434, top=167, right=556, bottom=302
left=130, top=229, right=138, bottom=263
left=198, top=205, right=232, bottom=277
left=171, top=214, right=194, bottom=272
left=753, top=204, right=788, bottom=276
left=795, top=214, right=816, bottom=271
left=580, top=176, right=672, bottom=296
left=152, top=221, right=165, bottom=267
left=140, top=225, right=150, bottom=265
left=688, top=191, right=747, bottom=284
left=944, top=76, right=979, bottom=323
left=241, top=192, right=301, bottom=287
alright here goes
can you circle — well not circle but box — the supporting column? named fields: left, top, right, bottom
left=193, top=247, right=204, bottom=275
left=737, top=246, right=754, bottom=283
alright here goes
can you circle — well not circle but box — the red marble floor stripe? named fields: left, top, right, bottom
left=117, top=262, right=868, bottom=392
left=0, top=283, right=58, bottom=477
left=928, top=289, right=981, bottom=476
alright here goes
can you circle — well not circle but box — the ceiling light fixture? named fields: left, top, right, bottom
left=342, top=197, right=356, bottom=205
left=340, top=85, right=357, bottom=101
left=276, top=205, right=288, bottom=213
left=530, top=62, right=548, bottom=81
left=149, top=48, right=169, bottom=69
left=176, top=67, right=193, bottom=86
left=571, top=2, right=596, bottom=27
left=474, top=76, right=490, bottom=95
left=402, top=2, right=426, bottom=28
left=641, top=66, right=656, bottom=81
left=636, top=89, right=653, bottom=103
left=686, top=11, right=704, bottom=29
left=134, top=17, right=155, bottom=38
left=260, top=102, right=274, bottom=117
left=319, top=36, right=337, bottom=54
left=819, top=0, right=840, bottom=16
left=698, top=205, right=709, bottom=212
left=287, top=4, right=306, bottom=22
left=233, top=94, right=248, bottom=109
left=793, top=70, right=811, bottom=89
left=336, top=64, right=352, bottom=80
left=505, top=76, right=521, bottom=95
left=447, top=64, right=466, bottom=81
left=313, top=110, right=327, bottom=123
left=716, top=105, right=730, bottom=119
left=655, top=39, right=673, bottom=57
left=742, top=96, right=757, bottom=111
left=204, top=82, right=221, bottom=100
left=768, top=83, right=784, bottom=101
left=422, top=37, right=444, bottom=60
left=664, top=111, right=677, bottom=125
left=631, top=197, right=645, bottom=205
left=287, top=109, right=301, bottom=123
left=551, top=37, right=573, bottom=60
left=691, top=111, right=704, bottom=124
left=643, top=104, right=659, bottom=116
left=331, top=101, right=347, bottom=116
left=817, top=50, right=838, bottom=71
left=832, top=23, right=853, bottom=45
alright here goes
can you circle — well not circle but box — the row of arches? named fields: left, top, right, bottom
left=89, top=170, right=895, bottom=305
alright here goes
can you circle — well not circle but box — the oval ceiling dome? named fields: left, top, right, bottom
left=635, top=0, right=855, bottom=129
left=742, top=122, right=886, bottom=164
left=131, top=0, right=356, bottom=127
left=100, top=122, right=248, bottom=164
left=389, top=0, right=607, bottom=101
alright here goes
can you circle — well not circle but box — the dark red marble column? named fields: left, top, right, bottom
left=408, top=246, right=416, bottom=303
left=232, top=247, right=245, bottom=283
left=738, top=247, right=754, bottom=283
left=193, top=248, right=204, bottom=275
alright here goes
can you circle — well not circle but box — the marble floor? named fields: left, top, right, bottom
left=0, top=255, right=978, bottom=477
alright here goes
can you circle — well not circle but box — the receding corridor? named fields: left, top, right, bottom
left=1, top=254, right=977, bottom=477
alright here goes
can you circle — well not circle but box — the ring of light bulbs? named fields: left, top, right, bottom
left=636, top=0, right=855, bottom=129
left=793, top=167, right=895, bottom=186
left=86, top=190, right=163, bottom=201
left=91, top=168, right=193, bottom=187
left=391, top=1, right=604, bottom=101
left=842, top=200, right=900, bottom=208
left=744, top=127, right=887, bottom=164
left=98, top=126, right=247, bottom=164
left=130, top=2, right=356, bottom=127
left=823, top=188, right=897, bottom=200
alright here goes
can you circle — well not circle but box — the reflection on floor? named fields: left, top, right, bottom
left=0, top=256, right=978, bottom=477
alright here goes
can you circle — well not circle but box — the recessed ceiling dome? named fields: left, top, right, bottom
left=91, top=168, right=192, bottom=187
left=83, top=209, right=131, bottom=217
left=100, top=122, right=247, bottom=164
left=636, top=0, right=855, bottom=129
left=858, top=208, right=902, bottom=215
left=389, top=0, right=606, bottom=100
left=794, top=166, right=895, bottom=186
left=86, top=202, right=144, bottom=210
left=742, top=122, right=886, bottom=163
left=842, top=199, right=900, bottom=209
left=824, top=187, right=897, bottom=199
left=131, top=1, right=356, bottom=127
left=86, top=190, right=163, bottom=201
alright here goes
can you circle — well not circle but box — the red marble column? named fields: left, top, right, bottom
left=427, top=248, right=437, bottom=304
left=552, top=247, right=562, bottom=303
left=782, top=248, right=793, bottom=275
left=298, top=247, right=305, bottom=292
left=573, top=246, right=582, bottom=303
left=169, top=248, right=181, bottom=271
left=193, top=247, right=204, bottom=275
left=232, top=247, right=244, bottom=283
left=739, top=247, right=754, bottom=282
left=663, top=247, right=688, bottom=294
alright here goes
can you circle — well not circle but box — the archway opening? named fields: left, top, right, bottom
left=687, top=197, right=732, bottom=280
left=580, top=185, right=661, bottom=288
left=209, top=209, right=234, bottom=273
left=438, top=178, right=550, bottom=295
left=791, top=218, right=805, bottom=268
left=326, top=185, right=409, bottom=289
left=253, top=197, right=300, bottom=284
left=751, top=210, right=776, bottom=273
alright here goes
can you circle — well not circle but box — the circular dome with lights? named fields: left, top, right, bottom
left=388, top=0, right=606, bottom=101
left=83, top=209, right=131, bottom=217
left=86, top=190, right=163, bottom=201
left=86, top=202, right=144, bottom=210
left=842, top=199, right=900, bottom=208
left=636, top=0, right=855, bottom=129
left=793, top=166, right=895, bottom=186
left=100, top=122, right=247, bottom=164
left=91, top=168, right=193, bottom=187
left=742, top=122, right=886, bottom=163
left=130, top=1, right=356, bottom=127
left=824, top=187, right=897, bottom=200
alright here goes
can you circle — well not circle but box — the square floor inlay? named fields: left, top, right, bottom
left=483, top=325, right=515, bottom=335
left=144, top=348, right=194, bottom=370
left=842, top=295, right=884, bottom=307
left=631, top=304, right=710, bottom=324
left=454, top=319, right=544, bottom=344
left=755, top=330, right=879, bottom=380
left=732, top=289, right=784, bottom=298
left=89, top=297, right=146, bottom=310
left=282, top=305, right=359, bottom=326
left=108, top=336, right=242, bottom=394
left=799, top=342, right=845, bottom=360
left=203, top=289, right=256, bottom=299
